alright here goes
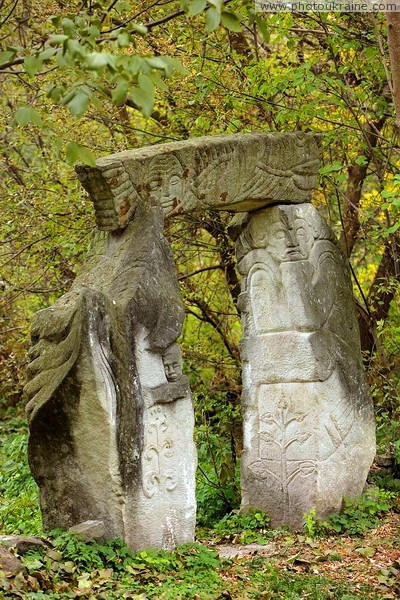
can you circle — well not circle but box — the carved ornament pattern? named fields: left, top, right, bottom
left=142, top=406, right=177, bottom=498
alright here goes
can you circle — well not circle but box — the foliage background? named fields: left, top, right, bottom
left=1, top=1, right=399, bottom=525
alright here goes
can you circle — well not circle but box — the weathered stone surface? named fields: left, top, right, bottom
left=75, top=133, right=320, bottom=230
left=69, top=520, right=105, bottom=541
left=216, top=543, right=276, bottom=559
left=235, top=203, right=376, bottom=529
left=0, top=546, right=22, bottom=575
left=0, top=536, right=45, bottom=555
left=25, top=199, right=196, bottom=552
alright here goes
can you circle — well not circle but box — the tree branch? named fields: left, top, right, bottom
left=0, top=57, right=25, bottom=70
left=178, top=265, right=223, bottom=281
left=199, top=211, right=241, bottom=306
left=184, top=281, right=239, bottom=363
left=0, top=0, right=18, bottom=28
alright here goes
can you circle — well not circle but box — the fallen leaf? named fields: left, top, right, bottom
left=11, top=572, right=27, bottom=591
left=62, top=561, right=75, bottom=574
left=355, top=547, right=375, bottom=558
left=46, top=549, right=62, bottom=561
left=287, top=552, right=301, bottom=564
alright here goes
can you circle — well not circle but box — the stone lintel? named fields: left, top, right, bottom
left=75, top=132, right=321, bottom=231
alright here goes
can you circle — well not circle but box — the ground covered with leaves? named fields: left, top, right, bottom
left=0, top=508, right=399, bottom=599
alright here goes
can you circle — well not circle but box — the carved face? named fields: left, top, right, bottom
left=162, top=344, right=182, bottom=382
left=148, top=155, right=184, bottom=214
left=268, top=217, right=314, bottom=262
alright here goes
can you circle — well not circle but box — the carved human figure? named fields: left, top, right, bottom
left=236, top=205, right=338, bottom=337
left=162, top=344, right=183, bottom=382
left=263, top=211, right=315, bottom=262
left=147, top=155, right=186, bottom=215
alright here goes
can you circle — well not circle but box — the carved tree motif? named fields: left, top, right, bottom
left=143, top=406, right=177, bottom=498
left=249, top=396, right=316, bottom=522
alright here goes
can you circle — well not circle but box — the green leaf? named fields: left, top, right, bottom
left=166, top=57, right=187, bottom=75
left=24, top=557, right=43, bottom=570
left=145, top=56, right=171, bottom=74
left=139, top=73, right=155, bottom=96
left=66, top=142, right=95, bottom=166
left=77, top=146, right=96, bottom=167
left=85, top=52, right=109, bottom=71
left=85, top=25, right=100, bottom=37
left=0, top=50, right=15, bottom=67
left=13, top=107, right=42, bottom=126
left=62, top=18, right=76, bottom=36
left=112, top=81, right=128, bottom=105
left=355, top=547, right=376, bottom=558
left=65, top=89, right=90, bottom=117
left=127, top=55, right=143, bottom=75
left=48, top=34, right=69, bottom=47
left=48, top=84, right=65, bottom=102
left=66, top=39, right=87, bottom=59
left=320, top=161, right=343, bottom=175
left=39, top=47, right=58, bottom=61
left=385, top=222, right=400, bottom=235
left=61, top=88, right=78, bottom=105
left=66, top=142, right=79, bottom=165
left=56, top=50, right=68, bottom=67
left=208, top=0, right=223, bottom=12
left=205, top=7, right=221, bottom=32
left=355, top=155, right=368, bottom=166
left=255, top=16, right=270, bottom=43
left=189, top=0, right=207, bottom=16
left=363, top=47, right=377, bottom=60
left=131, top=22, right=148, bottom=35
left=221, top=11, right=241, bottom=32
left=247, top=7, right=256, bottom=22
left=149, top=71, right=168, bottom=91
left=129, top=86, right=154, bottom=118
left=24, top=56, right=43, bottom=77
left=117, top=31, right=131, bottom=47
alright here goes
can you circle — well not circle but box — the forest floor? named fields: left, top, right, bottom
left=1, top=511, right=399, bottom=599
left=210, top=511, right=400, bottom=597
left=1, top=416, right=399, bottom=598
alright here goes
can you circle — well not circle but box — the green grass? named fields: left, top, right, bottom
left=0, top=417, right=41, bottom=535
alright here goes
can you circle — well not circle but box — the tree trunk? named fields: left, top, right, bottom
left=357, top=233, right=400, bottom=357
left=386, top=12, right=400, bottom=132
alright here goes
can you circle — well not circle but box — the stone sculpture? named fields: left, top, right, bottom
left=233, top=204, right=376, bottom=528
left=25, top=197, right=196, bottom=551
left=25, top=131, right=375, bottom=543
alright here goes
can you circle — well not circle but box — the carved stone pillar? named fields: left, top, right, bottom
left=25, top=200, right=196, bottom=551
left=234, top=204, right=376, bottom=528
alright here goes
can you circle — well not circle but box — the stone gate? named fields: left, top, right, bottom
left=25, top=133, right=376, bottom=549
